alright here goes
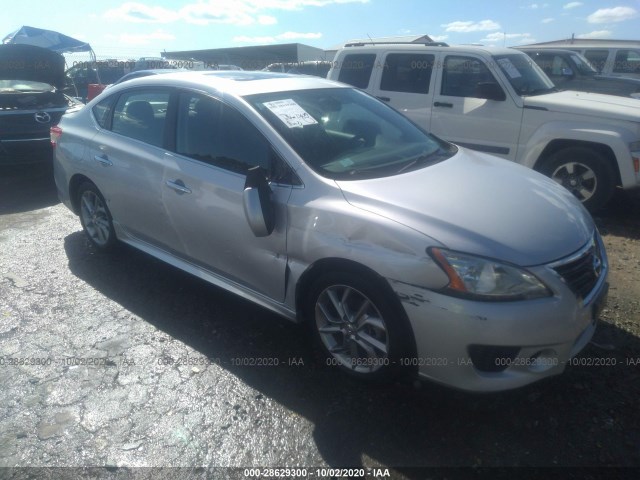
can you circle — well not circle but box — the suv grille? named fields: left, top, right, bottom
left=553, top=238, right=604, bottom=299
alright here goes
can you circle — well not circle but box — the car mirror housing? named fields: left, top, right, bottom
left=243, top=166, right=276, bottom=237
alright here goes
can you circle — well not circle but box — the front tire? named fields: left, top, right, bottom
left=306, top=271, right=414, bottom=381
left=539, top=147, right=616, bottom=212
left=77, top=182, right=117, bottom=251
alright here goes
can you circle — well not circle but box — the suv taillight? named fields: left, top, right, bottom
left=50, top=125, right=62, bottom=148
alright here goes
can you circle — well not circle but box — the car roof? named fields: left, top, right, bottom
left=106, top=70, right=349, bottom=97
left=337, top=43, right=517, bottom=56
left=519, top=48, right=588, bottom=56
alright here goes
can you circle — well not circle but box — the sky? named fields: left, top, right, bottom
left=2, top=0, right=639, bottom=60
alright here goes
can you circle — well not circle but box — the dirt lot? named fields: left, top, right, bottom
left=0, top=166, right=639, bottom=478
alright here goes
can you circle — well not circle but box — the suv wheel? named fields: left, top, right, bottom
left=307, top=271, right=413, bottom=381
left=77, top=182, right=117, bottom=250
left=540, top=147, right=616, bottom=212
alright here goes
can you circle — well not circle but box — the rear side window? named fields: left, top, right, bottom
left=111, top=90, right=170, bottom=148
left=337, top=54, right=376, bottom=89
left=613, top=49, right=640, bottom=74
left=380, top=53, right=434, bottom=94
left=92, top=96, right=115, bottom=129
left=583, top=50, right=609, bottom=72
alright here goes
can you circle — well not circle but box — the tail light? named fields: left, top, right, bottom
left=50, top=125, right=62, bottom=148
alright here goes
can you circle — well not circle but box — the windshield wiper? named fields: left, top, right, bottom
left=396, top=150, right=449, bottom=174
left=522, top=87, right=558, bottom=97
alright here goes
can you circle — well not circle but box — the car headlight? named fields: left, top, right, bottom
left=429, top=248, right=552, bottom=301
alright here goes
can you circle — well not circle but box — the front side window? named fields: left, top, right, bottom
left=380, top=53, right=434, bottom=94
left=175, top=92, right=274, bottom=175
left=247, top=88, right=455, bottom=180
left=441, top=56, right=503, bottom=98
left=337, top=54, right=376, bottom=89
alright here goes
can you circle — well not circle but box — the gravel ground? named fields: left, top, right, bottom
left=0, top=165, right=639, bottom=479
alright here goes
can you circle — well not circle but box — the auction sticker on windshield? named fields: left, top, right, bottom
left=263, top=99, right=318, bottom=128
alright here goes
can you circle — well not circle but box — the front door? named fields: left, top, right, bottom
left=431, top=54, right=523, bottom=160
left=161, top=92, right=291, bottom=301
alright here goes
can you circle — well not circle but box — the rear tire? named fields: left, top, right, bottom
left=77, top=182, right=117, bottom=251
left=539, top=147, right=616, bottom=212
left=306, top=271, right=415, bottom=381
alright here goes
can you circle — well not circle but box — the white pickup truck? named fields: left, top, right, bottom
left=327, top=43, right=640, bottom=211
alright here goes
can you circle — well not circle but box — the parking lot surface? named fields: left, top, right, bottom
left=1, top=165, right=639, bottom=477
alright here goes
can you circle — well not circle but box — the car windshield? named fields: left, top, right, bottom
left=570, top=53, right=599, bottom=75
left=493, top=54, right=556, bottom=96
left=0, top=79, right=53, bottom=92
left=247, top=88, right=455, bottom=180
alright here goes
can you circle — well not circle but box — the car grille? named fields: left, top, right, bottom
left=552, top=237, right=604, bottom=299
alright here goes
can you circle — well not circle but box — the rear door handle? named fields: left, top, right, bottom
left=94, top=154, right=113, bottom=166
left=165, top=179, right=192, bottom=195
left=434, top=101, right=453, bottom=108
left=376, top=96, right=391, bottom=102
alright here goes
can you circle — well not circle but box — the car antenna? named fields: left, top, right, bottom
left=367, top=34, right=376, bottom=45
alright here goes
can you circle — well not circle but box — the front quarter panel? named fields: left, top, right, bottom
left=284, top=183, right=450, bottom=312
left=518, top=115, right=639, bottom=188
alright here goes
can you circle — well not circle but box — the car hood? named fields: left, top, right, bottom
left=524, top=90, right=640, bottom=122
left=0, top=44, right=66, bottom=89
left=336, top=148, right=594, bottom=267
left=593, top=74, right=640, bottom=87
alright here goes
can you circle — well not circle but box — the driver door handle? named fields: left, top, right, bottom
left=434, top=101, right=453, bottom=108
left=165, top=179, right=192, bottom=195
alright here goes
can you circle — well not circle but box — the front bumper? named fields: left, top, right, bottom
left=392, top=243, right=609, bottom=392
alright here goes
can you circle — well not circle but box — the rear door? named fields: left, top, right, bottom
left=430, top=53, right=522, bottom=160
left=370, top=51, right=436, bottom=131
left=86, top=88, right=182, bottom=249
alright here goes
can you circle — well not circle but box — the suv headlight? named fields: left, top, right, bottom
left=429, top=248, right=552, bottom=301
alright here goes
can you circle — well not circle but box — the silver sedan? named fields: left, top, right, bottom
left=53, top=71, right=608, bottom=391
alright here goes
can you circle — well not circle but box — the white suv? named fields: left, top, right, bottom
left=328, top=42, right=640, bottom=211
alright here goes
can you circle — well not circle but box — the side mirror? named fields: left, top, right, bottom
left=475, top=82, right=506, bottom=101
left=243, top=166, right=275, bottom=237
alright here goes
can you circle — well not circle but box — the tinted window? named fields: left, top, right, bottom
left=92, top=96, right=115, bottom=128
left=337, top=54, right=376, bottom=89
left=111, top=90, right=169, bottom=147
left=583, top=50, right=609, bottom=72
left=381, top=53, right=434, bottom=94
left=442, top=56, right=501, bottom=97
left=613, top=49, right=640, bottom=74
left=531, top=54, right=571, bottom=77
left=175, top=92, right=272, bottom=174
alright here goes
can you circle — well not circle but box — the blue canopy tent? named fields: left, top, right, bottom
left=2, top=26, right=94, bottom=58
left=3, top=26, right=97, bottom=100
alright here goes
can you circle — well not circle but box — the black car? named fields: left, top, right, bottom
left=519, top=48, right=640, bottom=99
left=0, top=44, right=82, bottom=165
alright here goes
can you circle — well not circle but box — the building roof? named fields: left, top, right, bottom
left=522, top=38, right=640, bottom=48
left=163, top=43, right=327, bottom=71
left=328, top=34, right=434, bottom=51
